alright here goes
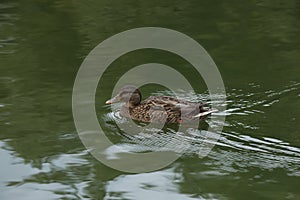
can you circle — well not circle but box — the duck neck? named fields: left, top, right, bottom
left=126, top=101, right=139, bottom=109
left=121, top=102, right=138, bottom=117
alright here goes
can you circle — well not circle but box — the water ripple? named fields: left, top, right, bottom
left=0, top=2, right=17, bottom=55
left=101, top=82, right=300, bottom=176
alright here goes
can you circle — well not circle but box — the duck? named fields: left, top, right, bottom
left=105, top=85, right=217, bottom=124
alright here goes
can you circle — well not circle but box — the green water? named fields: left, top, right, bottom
left=1, top=0, right=300, bottom=199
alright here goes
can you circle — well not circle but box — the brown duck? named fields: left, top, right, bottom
left=106, top=85, right=217, bottom=124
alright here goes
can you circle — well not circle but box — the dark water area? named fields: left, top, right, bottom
left=0, top=0, right=300, bottom=199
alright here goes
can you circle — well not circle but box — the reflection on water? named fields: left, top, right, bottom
left=104, top=167, right=224, bottom=200
left=1, top=80, right=299, bottom=199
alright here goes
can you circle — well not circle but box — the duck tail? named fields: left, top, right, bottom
left=193, top=109, right=218, bottom=118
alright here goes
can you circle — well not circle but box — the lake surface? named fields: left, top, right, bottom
left=0, top=0, right=300, bottom=199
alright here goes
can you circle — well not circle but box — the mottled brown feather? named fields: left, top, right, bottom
left=107, top=86, right=214, bottom=124
left=120, top=95, right=208, bottom=123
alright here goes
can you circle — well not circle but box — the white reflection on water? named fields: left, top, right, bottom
left=104, top=166, right=225, bottom=200
left=0, top=141, right=90, bottom=200
left=0, top=141, right=61, bottom=200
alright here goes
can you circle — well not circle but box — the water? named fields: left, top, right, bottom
left=1, top=0, right=300, bottom=199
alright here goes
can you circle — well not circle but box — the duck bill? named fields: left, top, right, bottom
left=105, top=96, right=120, bottom=104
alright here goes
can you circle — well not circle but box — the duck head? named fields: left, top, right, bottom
left=105, top=85, right=141, bottom=106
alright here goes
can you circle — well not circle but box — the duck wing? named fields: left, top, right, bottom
left=148, top=95, right=217, bottom=117
left=143, top=96, right=196, bottom=110
left=140, top=96, right=209, bottom=123
left=139, top=96, right=181, bottom=123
